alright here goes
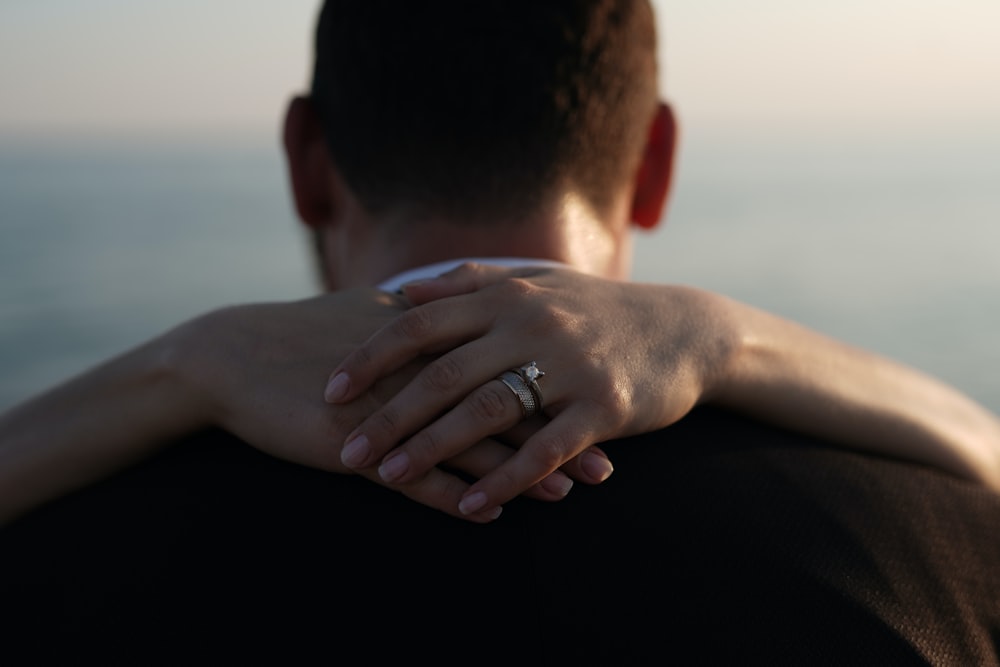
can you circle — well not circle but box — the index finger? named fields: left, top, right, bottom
left=324, top=263, right=560, bottom=404
left=323, top=291, right=494, bottom=404
left=455, top=403, right=608, bottom=516
left=360, top=457, right=502, bottom=524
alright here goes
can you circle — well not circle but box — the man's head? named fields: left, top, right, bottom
left=283, top=0, right=676, bottom=287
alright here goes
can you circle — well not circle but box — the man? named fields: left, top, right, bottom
left=2, top=1, right=999, bottom=664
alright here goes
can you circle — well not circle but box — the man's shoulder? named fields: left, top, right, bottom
left=4, top=412, right=1000, bottom=665
left=583, top=406, right=1000, bottom=665
left=598, top=405, right=1000, bottom=559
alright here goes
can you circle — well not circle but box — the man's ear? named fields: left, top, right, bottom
left=630, top=101, right=678, bottom=230
left=283, top=96, right=335, bottom=228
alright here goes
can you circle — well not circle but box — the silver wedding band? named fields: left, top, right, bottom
left=496, top=361, right=546, bottom=419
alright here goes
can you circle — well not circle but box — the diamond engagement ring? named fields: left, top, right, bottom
left=517, top=361, right=545, bottom=403
left=496, top=361, right=546, bottom=419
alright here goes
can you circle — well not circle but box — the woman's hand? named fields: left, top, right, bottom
left=0, top=286, right=584, bottom=525
left=327, top=264, right=1000, bottom=519
left=325, top=264, right=739, bottom=516
left=171, top=287, right=591, bottom=522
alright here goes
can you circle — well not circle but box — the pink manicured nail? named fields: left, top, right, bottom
left=341, top=434, right=370, bottom=468
left=483, top=506, right=503, bottom=521
left=324, top=372, right=350, bottom=403
left=539, top=472, right=574, bottom=498
left=458, top=491, right=488, bottom=516
left=378, top=452, right=410, bottom=483
left=582, top=451, right=614, bottom=482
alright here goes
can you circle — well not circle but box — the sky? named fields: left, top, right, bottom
left=1, top=0, right=998, bottom=410
left=1, top=0, right=999, bottom=141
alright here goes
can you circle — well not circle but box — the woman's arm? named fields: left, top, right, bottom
left=328, top=263, right=1000, bottom=517
left=709, top=293, right=1000, bottom=490
left=0, top=328, right=205, bottom=525
left=6, top=268, right=997, bottom=526
left=0, top=289, right=558, bottom=526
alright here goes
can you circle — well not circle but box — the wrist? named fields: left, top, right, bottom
left=153, top=313, right=226, bottom=434
left=684, top=288, right=744, bottom=406
left=0, top=317, right=219, bottom=524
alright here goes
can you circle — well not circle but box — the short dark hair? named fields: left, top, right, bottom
left=311, top=0, right=658, bottom=224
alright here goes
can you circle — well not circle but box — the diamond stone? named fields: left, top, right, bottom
left=522, top=362, right=544, bottom=382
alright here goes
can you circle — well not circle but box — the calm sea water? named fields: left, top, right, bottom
left=1, top=130, right=998, bottom=413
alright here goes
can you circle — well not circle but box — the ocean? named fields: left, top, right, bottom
left=1, top=128, right=998, bottom=414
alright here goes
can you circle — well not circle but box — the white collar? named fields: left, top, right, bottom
left=378, top=257, right=568, bottom=293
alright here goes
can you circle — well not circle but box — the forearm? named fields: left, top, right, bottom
left=704, top=292, right=1000, bottom=490
left=0, top=325, right=209, bottom=525
left=0, top=288, right=521, bottom=527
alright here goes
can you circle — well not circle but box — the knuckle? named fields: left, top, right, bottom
left=347, top=343, right=374, bottom=371
left=454, top=262, right=481, bottom=280
left=465, top=384, right=513, bottom=426
left=529, top=302, right=578, bottom=339
left=498, top=276, right=536, bottom=300
left=590, top=400, right=628, bottom=435
left=400, top=473, right=465, bottom=515
left=420, top=355, right=464, bottom=392
left=585, top=380, right=632, bottom=432
left=393, top=307, right=435, bottom=342
left=409, top=427, right=447, bottom=461
left=545, top=304, right=577, bottom=331
left=366, top=406, right=401, bottom=440
left=525, top=433, right=569, bottom=471
left=327, top=406, right=359, bottom=440
left=439, top=476, right=473, bottom=514
left=495, top=464, right=521, bottom=492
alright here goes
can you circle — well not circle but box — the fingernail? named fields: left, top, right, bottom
left=458, top=491, right=488, bottom=516
left=324, top=372, right=350, bottom=403
left=539, top=472, right=574, bottom=498
left=582, top=451, right=614, bottom=482
left=341, top=434, right=370, bottom=468
left=378, top=451, right=409, bottom=483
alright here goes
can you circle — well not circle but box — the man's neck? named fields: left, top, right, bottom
left=321, top=192, right=634, bottom=290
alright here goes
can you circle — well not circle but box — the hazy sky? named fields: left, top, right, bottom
left=1, top=0, right=998, bottom=139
